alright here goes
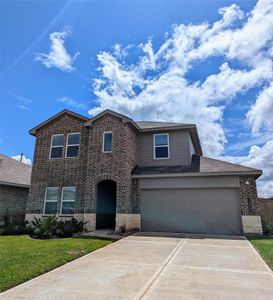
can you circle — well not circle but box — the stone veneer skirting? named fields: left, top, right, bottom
left=25, top=213, right=140, bottom=232
left=83, top=213, right=96, bottom=231
left=242, top=215, right=263, bottom=234
left=26, top=213, right=263, bottom=234
left=115, top=213, right=141, bottom=231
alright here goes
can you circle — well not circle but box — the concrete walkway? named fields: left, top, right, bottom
left=1, top=232, right=273, bottom=299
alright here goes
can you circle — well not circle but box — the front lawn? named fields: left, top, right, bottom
left=0, top=235, right=112, bottom=292
left=248, top=235, right=273, bottom=270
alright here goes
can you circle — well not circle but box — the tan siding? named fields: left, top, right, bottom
left=189, top=134, right=195, bottom=156
left=137, top=130, right=191, bottom=166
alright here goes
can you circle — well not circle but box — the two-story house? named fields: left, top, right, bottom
left=26, top=109, right=263, bottom=234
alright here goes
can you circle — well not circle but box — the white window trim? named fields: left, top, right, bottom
left=43, top=187, right=59, bottom=215
left=49, top=134, right=64, bottom=159
left=153, top=133, right=170, bottom=160
left=60, top=186, right=76, bottom=215
left=102, top=131, right=113, bottom=153
left=65, top=132, right=80, bottom=158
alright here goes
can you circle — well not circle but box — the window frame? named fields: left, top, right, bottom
left=153, top=133, right=170, bottom=160
left=43, top=187, right=59, bottom=215
left=49, top=134, right=64, bottom=159
left=60, top=186, right=76, bottom=215
left=65, top=132, right=80, bottom=158
left=102, top=131, right=113, bottom=153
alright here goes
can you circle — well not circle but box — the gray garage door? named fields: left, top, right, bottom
left=140, top=188, right=242, bottom=234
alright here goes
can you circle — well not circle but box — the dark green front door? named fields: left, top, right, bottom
left=96, top=180, right=116, bottom=229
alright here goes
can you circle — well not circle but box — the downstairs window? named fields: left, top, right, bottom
left=44, top=187, right=58, bottom=214
left=61, top=187, right=76, bottom=215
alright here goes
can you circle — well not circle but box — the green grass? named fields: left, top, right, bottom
left=248, top=235, right=273, bottom=270
left=0, top=235, right=112, bottom=292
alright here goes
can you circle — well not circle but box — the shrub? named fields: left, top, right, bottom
left=262, top=221, right=273, bottom=235
left=28, top=217, right=87, bottom=239
left=0, top=211, right=28, bottom=235
left=115, top=225, right=139, bottom=236
left=28, top=216, right=59, bottom=239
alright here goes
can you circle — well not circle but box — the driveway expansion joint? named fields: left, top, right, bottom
left=134, top=233, right=190, bottom=300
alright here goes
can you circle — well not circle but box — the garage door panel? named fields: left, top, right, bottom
left=140, top=188, right=242, bottom=234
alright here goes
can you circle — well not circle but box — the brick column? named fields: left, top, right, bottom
left=239, top=175, right=262, bottom=234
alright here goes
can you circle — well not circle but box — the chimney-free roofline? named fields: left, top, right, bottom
left=29, top=108, right=203, bottom=155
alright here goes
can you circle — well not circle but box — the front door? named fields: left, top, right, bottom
left=96, top=180, right=117, bottom=229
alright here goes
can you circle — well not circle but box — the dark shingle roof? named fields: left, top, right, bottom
left=29, top=108, right=202, bottom=155
left=0, top=154, right=32, bottom=187
left=132, top=155, right=262, bottom=177
left=136, top=121, right=194, bottom=130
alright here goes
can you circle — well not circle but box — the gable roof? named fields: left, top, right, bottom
left=132, top=155, right=262, bottom=178
left=199, top=156, right=260, bottom=173
left=29, top=109, right=89, bottom=136
left=84, top=109, right=141, bottom=130
left=29, top=108, right=202, bottom=154
left=0, top=153, right=32, bottom=188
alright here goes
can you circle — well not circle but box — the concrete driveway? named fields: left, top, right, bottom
left=1, top=233, right=273, bottom=300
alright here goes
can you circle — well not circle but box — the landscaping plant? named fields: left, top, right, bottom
left=262, top=221, right=273, bottom=236
left=28, top=216, right=86, bottom=239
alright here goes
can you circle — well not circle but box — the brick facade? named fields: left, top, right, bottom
left=26, top=110, right=262, bottom=233
left=239, top=175, right=260, bottom=215
left=27, top=113, right=88, bottom=215
left=26, top=112, right=139, bottom=230
left=0, top=184, right=29, bottom=223
left=84, top=114, right=138, bottom=215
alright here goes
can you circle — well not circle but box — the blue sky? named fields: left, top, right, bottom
left=0, top=0, right=272, bottom=196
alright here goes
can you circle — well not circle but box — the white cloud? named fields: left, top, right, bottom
left=12, top=155, right=32, bottom=166
left=56, top=96, right=86, bottom=109
left=17, top=105, right=29, bottom=110
left=9, top=91, right=32, bottom=110
left=221, top=140, right=273, bottom=197
left=247, top=82, right=273, bottom=133
left=89, top=0, right=273, bottom=196
left=35, top=27, right=79, bottom=72
left=90, top=0, right=273, bottom=157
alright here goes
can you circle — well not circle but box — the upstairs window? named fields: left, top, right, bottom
left=103, top=131, right=113, bottom=153
left=44, top=187, right=58, bottom=214
left=154, top=133, right=169, bottom=159
left=61, top=187, right=76, bottom=215
left=50, top=134, right=64, bottom=158
left=66, top=133, right=80, bottom=158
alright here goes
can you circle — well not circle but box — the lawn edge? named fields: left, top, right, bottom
left=245, top=235, right=273, bottom=273
left=0, top=236, right=115, bottom=294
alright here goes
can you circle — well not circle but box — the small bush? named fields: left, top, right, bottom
left=28, top=216, right=59, bottom=239
left=28, top=216, right=87, bottom=239
left=115, top=225, right=139, bottom=236
left=56, top=218, right=86, bottom=238
left=262, top=221, right=273, bottom=235
left=0, top=212, right=28, bottom=235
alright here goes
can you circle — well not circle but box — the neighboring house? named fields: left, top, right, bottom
left=0, top=153, right=31, bottom=223
left=26, top=109, right=263, bottom=234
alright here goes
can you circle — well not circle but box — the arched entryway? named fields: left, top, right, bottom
left=96, top=180, right=117, bottom=229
